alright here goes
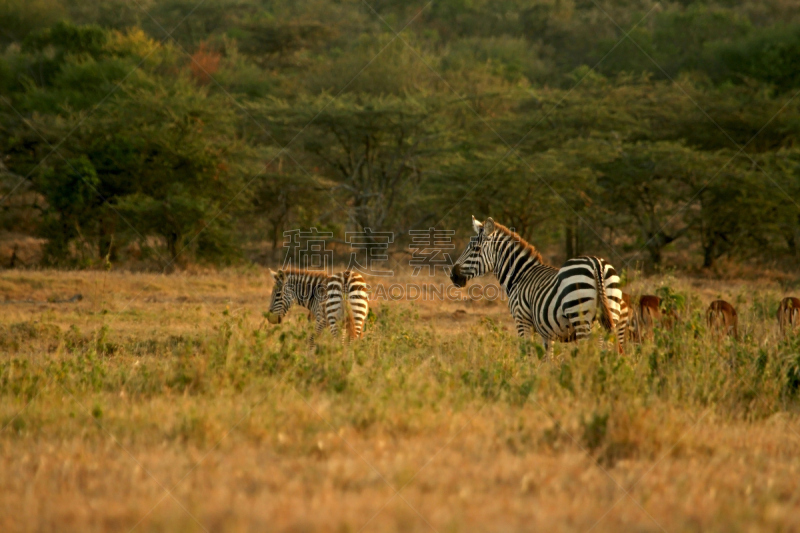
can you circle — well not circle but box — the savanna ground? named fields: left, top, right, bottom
left=2, top=267, right=800, bottom=532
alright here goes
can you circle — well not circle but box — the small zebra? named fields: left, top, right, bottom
left=267, top=268, right=369, bottom=349
left=449, top=216, right=624, bottom=353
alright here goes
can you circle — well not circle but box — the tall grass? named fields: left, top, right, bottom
left=3, top=294, right=800, bottom=433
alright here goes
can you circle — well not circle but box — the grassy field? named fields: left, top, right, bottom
left=2, top=267, right=800, bottom=532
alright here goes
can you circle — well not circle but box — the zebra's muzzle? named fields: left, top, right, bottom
left=450, top=265, right=467, bottom=288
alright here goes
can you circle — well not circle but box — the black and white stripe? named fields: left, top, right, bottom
left=267, top=268, right=369, bottom=348
left=449, top=216, right=624, bottom=352
left=618, top=292, right=634, bottom=345
left=326, top=270, right=369, bottom=341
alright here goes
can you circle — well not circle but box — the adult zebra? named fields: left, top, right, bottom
left=449, top=217, right=625, bottom=353
left=266, top=269, right=369, bottom=349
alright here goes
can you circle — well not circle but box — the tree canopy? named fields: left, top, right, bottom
left=1, top=0, right=799, bottom=271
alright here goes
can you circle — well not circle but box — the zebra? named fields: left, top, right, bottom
left=449, top=216, right=625, bottom=353
left=266, top=268, right=369, bottom=348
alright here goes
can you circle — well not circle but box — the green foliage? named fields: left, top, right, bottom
left=655, top=285, right=687, bottom=315
left=0, top=0, right=66, bottom=47
left=35, top=156, right=101, bottom=264
left=22, top=20, right=108, bottom=58
left=712, top=24, right=800, bottom=90
left=251, top=93, right=449, bottom=234
left=1, top=2, right=800, bottom=269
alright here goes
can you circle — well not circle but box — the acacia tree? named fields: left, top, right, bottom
left=765, top=151, right=800, bottom=261
left=692, top=161, right=785, bottom=269
left=594, top=142, right=698, bottom=266
left=23, top=68, right=256, bottom=266
left=35, top=156, right=101, bottom=264
left=253, top=94, right=447, bottom=237
left=98, top=80, right=255, bottom=266
left=249, top=161, right=335, bottom=256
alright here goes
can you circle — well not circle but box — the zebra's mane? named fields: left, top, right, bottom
left=280, top=268, right=330, bottom=281
left=491, top=222, right=548, bottom=266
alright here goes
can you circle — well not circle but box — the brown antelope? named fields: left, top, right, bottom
left=777, top=297, right=800, bottom=337
left=638, top=295, right=661, bottom=338
left=706, top=300, right=738, bottom=339
left=635, top=294, right=678, bottom=339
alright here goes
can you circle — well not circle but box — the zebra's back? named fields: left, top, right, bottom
left=326, top=271, right=369, bottom=340
left=517, top=256, right=622, bottom=343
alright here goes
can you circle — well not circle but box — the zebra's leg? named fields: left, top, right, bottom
left=326, top=274, right=344, bottom=344
left=327, top=300, right=343, bottom=345
left=349, top=292, right=368, bottom=341
left=515, top=320, right=531, bottom=338
left=354, top=316, right=365, bottom=339
left=328, top=318, right=340, bottom=345
left=515, top=318, right=531, bottom=341
left=540, top=335, right=554, bottom=362
left=614, top=317, right=627, bottom=354
left=514, top=319, right=543, bottom=359
left=615, top=298, right=630, bottom=354
left=309, top=314, right=326, bottom=353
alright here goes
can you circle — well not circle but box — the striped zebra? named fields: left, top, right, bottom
left=266, top=268, right=369, bottom=348
left=449, top=217, right=625, bottom=353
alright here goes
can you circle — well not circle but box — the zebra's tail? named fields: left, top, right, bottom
left=344, top=291, right=357, bottom=341
left=594, top=261, right=616, bottom=332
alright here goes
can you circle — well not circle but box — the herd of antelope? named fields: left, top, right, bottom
left=623, top=293, right=800, bottom=342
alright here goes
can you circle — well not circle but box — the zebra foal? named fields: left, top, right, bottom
left=449, top=216, right=625, bottom=353
left=266, top=268, right=369, bottom=349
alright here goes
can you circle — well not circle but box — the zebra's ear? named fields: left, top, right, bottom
left=472, top=215, right=483, bottom=233
left=484, top=217, right=496, bottom=234
left=269, top=269, right=278, bottom=280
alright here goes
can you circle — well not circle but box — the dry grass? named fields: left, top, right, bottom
left=2, top=267, right=800, bottom=532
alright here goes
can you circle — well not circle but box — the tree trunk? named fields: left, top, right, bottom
left=271, top=221, right=282, bottom=260
left=644, top=228, right=664, bottom=266
left=166, top=230, right=180, bottom=271
left=785, top=229, right=798, bottom=260
left=702, top=236, right=716, bottom=269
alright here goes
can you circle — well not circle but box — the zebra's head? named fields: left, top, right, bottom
left=267, top=269, right=293, bottom=323
left=450, top=216, right=496, bottom=288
